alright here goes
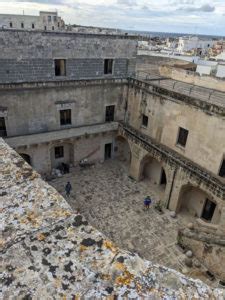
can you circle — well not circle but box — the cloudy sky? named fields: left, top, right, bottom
left=0, top=0, right=224, bottom=35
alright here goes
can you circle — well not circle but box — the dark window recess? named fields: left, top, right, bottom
left=219, top=159, right=225, bottom=177
left=105, top=143, right=112, bottom=160
left=0, top=117, right=7, bottom=137
left=55, top=146, right=64, bottom=159
left=104, top=59, right=113, bottom=75
left=58, top=22, right=60, bottom=28
left=60, top=109, right=71, bottom=126
left=142, top=114, right=148, bottom=127
left=201, top=199, right=216, bottom=222
left=9, top=22, right=13, bottom=28
left=53, top=16, right=57, bottom=22
left=105, top=105, right=115, bottom=122
left=48, top=16, right=51, bottom=22
left=52, top=26, right=54, bottom=30
left=177, top=127, right=189, bottom=147
left=44, top=26, right=47, bottom=30
left=32, top=23, right=35, bottom=29
left=21, top=22, right=24, bottom=28
left=55, top=59, right=66, bottom=76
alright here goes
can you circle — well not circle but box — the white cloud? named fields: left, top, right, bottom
left=0, top=0, right=224, bottom=35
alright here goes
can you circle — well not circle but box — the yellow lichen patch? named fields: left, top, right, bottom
left=79, top=245, right=88, bottom=252
left=103, top=240, right=117, bottom=253
left=0, top=239, right=5, bottom=249
left=114, top=262, right=126, bottom=271
left=99, top=273, right=111, bottom=281
left=54, top=278, right=61, bottom=288
left=67, top=226, right=74, bottom=235
left=26, top=211, right=40, bottom=226
left=115, top=270, right=134, bottom=286
left=37, top=232, right=46, bottom=241
left=50, top=209, right=72, bottom=218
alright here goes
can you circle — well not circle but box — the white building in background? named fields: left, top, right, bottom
left=216, top=64, right=225, bottom=78
left=215, top=51, right=225, bottom=61
left=177, top=36, right=215, bottom=54
left=196, top=60, right=218, bottom=76
left=0, top=11, right=65, bottom=31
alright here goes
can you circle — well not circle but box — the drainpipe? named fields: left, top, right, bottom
left=166, top=167, right=177, bottom=210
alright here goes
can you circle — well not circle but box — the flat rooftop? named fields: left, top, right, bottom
left=1, top=138, right=223, bottom=298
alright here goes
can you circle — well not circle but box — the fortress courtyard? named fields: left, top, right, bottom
left=49, top=159, right=216, bottom=287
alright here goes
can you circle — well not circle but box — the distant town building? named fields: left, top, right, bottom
left=0, top=11, right=65, bottom=31
left=177, top=36, right=215, bottom=55
left=196, top=60, right=218, bottom=76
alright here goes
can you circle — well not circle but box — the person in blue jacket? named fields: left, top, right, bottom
left=144, top=196, right=152, bottom=210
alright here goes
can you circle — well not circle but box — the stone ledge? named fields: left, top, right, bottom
left=129, top=78, right=225, bottom=116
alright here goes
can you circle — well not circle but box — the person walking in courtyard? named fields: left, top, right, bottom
left=144, top=196, right=152, bottom=210
left=65, top=181, right=72, bottom=198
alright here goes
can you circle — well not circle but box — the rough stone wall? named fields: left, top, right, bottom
left=0, top=80, right=127, bottom=137
left=1, top=138, right=224, bottom=299
left=0, top=30, right=137, bottom=82
left=159, top=65, right=225, bottom=92
left=180, top=228, right=225, bottom=281
left=126, top=84, right=225, bottom=176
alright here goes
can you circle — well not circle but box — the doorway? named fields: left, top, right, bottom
left=105, top=143, right=112, bottom=160
left=201, top=199, right=216, bottom=222
left=160, top=168, right=167, bottom=185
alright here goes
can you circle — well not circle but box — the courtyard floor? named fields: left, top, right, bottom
left=48, top=160, right=216, bottom=286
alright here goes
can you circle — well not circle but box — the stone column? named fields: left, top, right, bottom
left=129, top=144, right=142, bottom=181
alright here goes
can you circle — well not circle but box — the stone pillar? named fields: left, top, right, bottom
left=129, top=144, right=142, bottom=181
left=217, top=207, right=225, bottom=235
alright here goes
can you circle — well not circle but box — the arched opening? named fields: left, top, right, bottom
left=114, top=136, right=131, bottom=165
left=141, top=155, right=167, bottom=191
left=19, top=153, right=31, bottom=165
left=178, top=185, right=220, bottom=224
left=50, top=143, right=74, bottom=173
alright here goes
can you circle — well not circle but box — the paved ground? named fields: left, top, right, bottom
left=48, top=160, right=216, bottom=286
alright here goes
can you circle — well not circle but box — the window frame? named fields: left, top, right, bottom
left=54, top=59, right=66, bottom=77
left=105, top=105, right=115, bottom=122
left=0, top=117, right=7, bottom=137
left=176, top=127, right=189, bottom=148
left=55, top=146, right=64, bottom=159
left=60, top=109, right=72, bottom=126
left=104, top=59, right=114, bottom=75
left=218, top=157, right=225, bottom=178
left=142, top=114, right=149, bottom=128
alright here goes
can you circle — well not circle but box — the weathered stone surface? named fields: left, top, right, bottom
left=1, top=139, right=224, bottom=298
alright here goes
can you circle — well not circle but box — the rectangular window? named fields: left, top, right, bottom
left=219, top=159, right=225, bottom=177
left=44, top=26, right=47, bottom=30
left=9, top=22, right=13, bottom=28
left=177, top=127, right=189, bottom=147
left=48, top=16, right=52, bottom=22
left=104, top=59, right=113, bottom=75
left=52, top=26, right=54, bottom=31
left=21, top=22, right=24, bottom=29
left=32, top=23, right=35, bottom=29
left=55, top=59, right=66, bottom=76
left=0, top=117, right=7, bottom=137
left=53, top=16, right=57, bottom=22
left=58, top=22, right=60, bottom=28
left=60, top=109, right=71, bottom=126
left=105, top=105, right=115, bottom=122
left=55, top=146, right=64, bottom=159
left=142, top=114, right=148, bottom=127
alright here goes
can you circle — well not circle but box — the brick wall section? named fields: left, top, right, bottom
left=0, top=58, right=129, bottom=83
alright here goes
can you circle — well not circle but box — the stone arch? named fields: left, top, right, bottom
left=50, top=142, right=74, bottom=171
left=177, top=184, right=220, bottom=224
left=19, top=153, right=32, bottom=165
left=114, top=135, right=132, bottom=164
left=140, top=154, right=168, bottom=191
